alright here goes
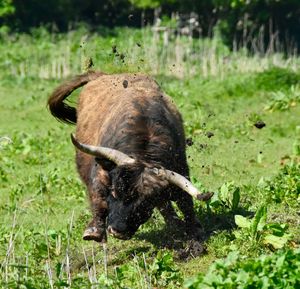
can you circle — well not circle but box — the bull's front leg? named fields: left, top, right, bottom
left=176, top=193, right=204, bottom=241
left=83, top=168, right=110, bottom=243
left=157, top=200, right=185, bottom=228
left=83, top=188, right=107, bottom=242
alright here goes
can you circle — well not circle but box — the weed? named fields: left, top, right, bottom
left=265, top=85, right=300, bottom=112
left=185, top=249, right=300, bottom=289
left=209, top=181, right=241, bottom=214
left=234, top=206, right=291, bottom=250
left=260, top=162, right=300, bottom=206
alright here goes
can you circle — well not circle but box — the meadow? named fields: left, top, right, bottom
left=0, top=26, right=299, bottom=288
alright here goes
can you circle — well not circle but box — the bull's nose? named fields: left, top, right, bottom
left=107, top=226, right=118, bottom=235
left=107, top=226, right=130, bottom=240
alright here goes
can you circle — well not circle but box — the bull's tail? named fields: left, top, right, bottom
left=47, top=71, right=105, bottom=124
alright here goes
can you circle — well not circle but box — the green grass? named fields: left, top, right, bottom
left=185, top=248, right=300, bottom=289
left=0, top=27, right=299, bottom=288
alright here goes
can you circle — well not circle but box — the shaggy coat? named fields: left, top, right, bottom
left=48, top=71, right=202, bottom=242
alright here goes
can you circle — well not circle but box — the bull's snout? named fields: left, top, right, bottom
left=107, top=225, right=131, bottom=240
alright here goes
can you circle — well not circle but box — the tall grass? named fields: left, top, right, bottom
left=1, top=23, right=299, bottom=81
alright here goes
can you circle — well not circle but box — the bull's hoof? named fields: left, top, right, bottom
left=178, top=240, right=206, bottom=260
left=83, top=226, right=107, bottom=243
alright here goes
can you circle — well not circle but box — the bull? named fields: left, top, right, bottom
left=48, top=71, right=212, bottom=243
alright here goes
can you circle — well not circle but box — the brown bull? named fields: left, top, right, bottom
left=48, top=71, right=212, bottom=242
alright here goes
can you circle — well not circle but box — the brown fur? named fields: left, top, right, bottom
left=48, top=71, right=200, bottom=242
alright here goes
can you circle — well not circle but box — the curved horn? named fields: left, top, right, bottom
left=71, top=134, right=135, bottom=166
left=153, top=168, right=213, bottom=201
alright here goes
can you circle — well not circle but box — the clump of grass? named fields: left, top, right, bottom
left=265, top=85, right=300, bottom=111
left=100, top=251, right=182, bottom=289
left=234, top=205, right=291, bottom=252
left=260, top=162, right=300, bottom=205
left=185, top=248, right=300, bottom=289
left=255, top=67, right=300, bottom=91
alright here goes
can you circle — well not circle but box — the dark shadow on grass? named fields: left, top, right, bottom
left=108, top=245, right=152, bottom=267
left=200, top=207, right=254, bottom=236
left=134, top=207, right=254, bottom=260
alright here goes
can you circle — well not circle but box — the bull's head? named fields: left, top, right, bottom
left=71, top=134, right=212, bottom=239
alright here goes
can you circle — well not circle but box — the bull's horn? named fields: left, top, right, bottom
left=155, top=168, right=213, bottom=201
left=71, top=134, right=135, bottom=166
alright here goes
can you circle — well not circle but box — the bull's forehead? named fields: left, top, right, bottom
left=110, top=182, right=139, bottom=201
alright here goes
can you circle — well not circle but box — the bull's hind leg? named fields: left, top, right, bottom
left=176, top=193, right=204, bottom=240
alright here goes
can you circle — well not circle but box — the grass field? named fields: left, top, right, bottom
left=0, top=27, right=299, bottom=288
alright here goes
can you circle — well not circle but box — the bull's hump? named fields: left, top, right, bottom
left=78, top=73, right=168, bottom=119
left=85, top=73, right=160, bottom=93
left=76, top=73, right=183, bottom=155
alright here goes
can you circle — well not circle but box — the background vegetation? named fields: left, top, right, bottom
left=1, top=0, right=300, bottom=51
left=0, top=1, right=299, bottom=288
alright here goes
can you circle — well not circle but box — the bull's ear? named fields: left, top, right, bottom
left=135, top=167, right=169, bottom=195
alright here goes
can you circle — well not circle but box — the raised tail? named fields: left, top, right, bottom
left=47, top=71, right=105, bottom=124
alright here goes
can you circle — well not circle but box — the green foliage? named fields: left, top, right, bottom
left=185, top=249, right=300, bottom=289
left=255, top=67, right=300, bottom=91
left=82, top=251, right=182, bottom=288
left=129, top=0, right=166, bottom=9
left=150, top=251, right=183, bottom=287
left=215, top=0, right=300, bottom=51
left=234, top=206, right=291, bottom=250
left=209, top=181, right=241, bottom=213
left=260, top=162, right=300, bottom=205
left=293, top=126, right=300, bottom=157
left=0, top=0, right=299, bottom=52
left=2, top=0, right=138, bottom=31
left=265, top=85, right=300, bottom=112
left=0, top=0, right=15, bottom=17
left=0, top=0, right=14, bottom=33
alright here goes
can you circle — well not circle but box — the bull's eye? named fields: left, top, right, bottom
left=124, top=196, right=133, bottom=204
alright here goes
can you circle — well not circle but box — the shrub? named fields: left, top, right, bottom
left=185, top=248, right=300, bottom=289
